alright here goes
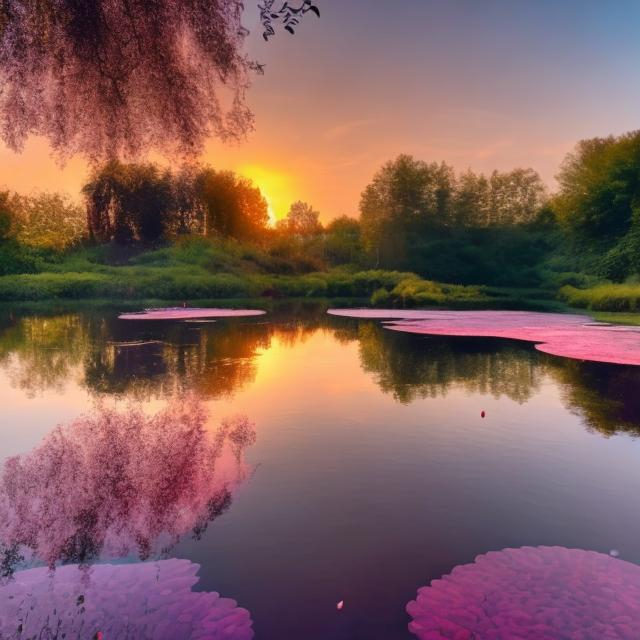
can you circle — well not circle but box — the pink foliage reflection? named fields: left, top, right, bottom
left=0, top=559, right=254, bottom=640
left=407, top=546, right=640, bottom=639
left=0, top=400, right=256, bottom=574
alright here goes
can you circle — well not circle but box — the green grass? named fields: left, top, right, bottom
left=0, top=261, right=425, bottom=303
left=0, top=236, right=595, bottom=311
left=588, top=311, right=640, bottom=326
left=0, top=237, right=483, bottom=303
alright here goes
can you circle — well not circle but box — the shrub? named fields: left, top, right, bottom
left=560, top=284, right=640, bottom=311
left=370, top=277, right=486, bottom=308
left=371, top=288, right=392, bottom=306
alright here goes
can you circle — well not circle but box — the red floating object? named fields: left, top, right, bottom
left=481, top=410, right=486, bottom=418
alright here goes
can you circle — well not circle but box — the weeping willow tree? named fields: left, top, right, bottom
left=0, top=1, right=319, bottom=160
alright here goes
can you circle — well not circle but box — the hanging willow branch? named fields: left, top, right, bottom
left=0, top=1, right=319, bottom=161
left=259, top=0, right=320, bottom=40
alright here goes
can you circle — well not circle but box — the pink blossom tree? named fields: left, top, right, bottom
left=0, top=1, right=319, bottom=160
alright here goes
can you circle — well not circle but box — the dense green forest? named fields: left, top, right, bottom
left=2, top=130, right=640, bottom=311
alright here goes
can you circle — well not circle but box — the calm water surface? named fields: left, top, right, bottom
left=1, top=303, right=640, bottom=638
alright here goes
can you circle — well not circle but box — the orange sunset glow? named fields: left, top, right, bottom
left=3, top=2, right=640, bottom=222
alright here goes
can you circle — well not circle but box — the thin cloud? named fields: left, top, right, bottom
left=474, top=138, right=514, bottom=160
left=323, top=118, right=378, bottom=141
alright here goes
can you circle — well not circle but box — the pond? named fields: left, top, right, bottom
left=0, top=302, right=640, bottom=639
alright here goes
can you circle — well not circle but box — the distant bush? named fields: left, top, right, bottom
left=371, top=287, right=392, bottom=306
left=11, top=192, right=86, bottom=251
left=540, top=270, right=602, bottom=290
left=369, top=277, right=486, bottom=308
left=560, top=284, right=640, bottom=311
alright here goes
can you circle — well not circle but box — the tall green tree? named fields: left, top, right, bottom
left=84, top=161, right=173, bottom=244
left=359, top=155, right=455, bottom=265
left=487, top=168, right=547, bottom=226
left=452, top=169, right=490, bottom=227
left=555, top=132, right=640, bottom=241
left=277, top=201, right=322, bottom=237
left=553, top=131, right=640, bottom=280
left=324, top=216, right=362, bottom=264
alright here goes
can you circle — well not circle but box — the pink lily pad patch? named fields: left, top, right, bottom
left=407, top=546, right=640, bottom=639
left=328, top=309, right=640, bottom=366
left=119, top=307, right=266, bottom=320
left=0, top=559, right=254, bottom=639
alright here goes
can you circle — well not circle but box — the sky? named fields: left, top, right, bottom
left=1, top=0, right=640, bottom=222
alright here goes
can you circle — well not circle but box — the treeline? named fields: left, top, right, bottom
left=2, top=131, right=640, bottom=298
left=82, top=162, right=364, bottom=272
left=85, top=162, right=268, bottom=244
left=358, top=155, right=552, bottom=285
left=356, top=136, right=640, bottom=288
left=361, top=155, right=547, bottom=243
left=0, top=160, right=364, bottom=276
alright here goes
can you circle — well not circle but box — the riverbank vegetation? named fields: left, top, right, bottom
left=1, top=130, right=640, bottom=310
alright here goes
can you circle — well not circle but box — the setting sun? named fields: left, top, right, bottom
left=238, top=164, right=296, bottom=226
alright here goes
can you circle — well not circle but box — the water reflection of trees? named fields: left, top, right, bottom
left=346, top=319, right=640, bottom=436
left=0, top=303, right=325, bottom=400
left=355, top=322, right=543, bottom=404
left=1, top=306, right=640, bottom=436
left=0, top=399, right=255, bottom=575
left=0, top=314, right=89, bottom=396
left=84, top=319, right=273, bottom=398
left=554, top=360, right=640, bottom=437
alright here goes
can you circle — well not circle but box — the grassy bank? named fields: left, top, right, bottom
left=0, top=267, right=502, bottom=307
left=0, top=237, right=620, bottom=313
left=0, top=237, right=492, bottom=306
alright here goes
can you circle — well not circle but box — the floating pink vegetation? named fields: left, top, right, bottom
left=407, top=546, right=640, bottom=639
left=119, top=308, right=266, bottom=321
left=0, top=559, right=254, bottom=639
left=328, top=309, right=640, bottom=366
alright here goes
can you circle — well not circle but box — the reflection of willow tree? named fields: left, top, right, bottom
left=552, top=360, right=640, bottom=437
left=355, top=323, right=543, bottom=404
left=0, top=399, right=255, bottom=575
